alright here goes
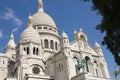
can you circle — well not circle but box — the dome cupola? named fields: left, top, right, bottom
left=5, top=33, right=16, bottom=51
left=19, top=15, right=41, bottom=43
left=32, top=0, right=56, bottom=28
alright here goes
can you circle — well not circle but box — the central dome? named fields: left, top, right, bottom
left=32, top=11, right=56, bottom=28
left=32, top=0, right=56, bottom=28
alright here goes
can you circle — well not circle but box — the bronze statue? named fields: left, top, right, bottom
left=75, top=59, right=86, bottom=74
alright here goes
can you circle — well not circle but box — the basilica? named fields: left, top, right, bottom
left=0, top=0, right=110, bottom=80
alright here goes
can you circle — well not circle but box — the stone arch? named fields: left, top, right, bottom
left=33, top=47, right=35, bottom=55
left=80, top=35, right=86, bottom=41
left=44, top=39, right=48, bottom=48
left=55, top=42, right=58, bottom=51
left=85, top=56, right=91, bottom=72
left=73, top=54, right=79, bottom=65
left=36, top=48, right=39, bottom=55
left=94, top=60, right=99, bottom=77
left=50, top=40, right=54, bottom=49
left=100, top=63, right=106, bottom=77
left=27, top=47, right=29, bottom=55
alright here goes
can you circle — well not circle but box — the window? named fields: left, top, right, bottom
left=57, top=67, right=59, bottom=72
left=38, top=27, right=42, bottom=29
left=27, top=47, right=29, bottom=55
left=80, top=35, right=86, bottom=41
left=24, top=47, right=26, bottom=51
left=73, top=56, right=78, bottom=65
left=50, top=40, right=54, bottom=49
left=57, top=63, right=63, bottom=73
left=94, top=61, right=99, bottom=77
left=55, top=42, right=57, bottom=50
left=44, top=39, right=48, bottom=48
left=49, top=28, right=52, bottom=30
left=36, top=48, right=38, bottom=55
left=32, top=66, right=40, bottom=74
left=33, top=47, right=35, bottom=55
left=95, top=68, right=99, bottom=76
left=3, top=60, right=5, bottom=64
left=44, top=27, right=47, bottom=29
left=61, top=65, right=63, bottom=71
left=85, top=56, right=90, bottom=72
left=59, top=64, right=61, bottom=72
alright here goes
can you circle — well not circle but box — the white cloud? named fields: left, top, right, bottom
left=1, top=7, right=23, bottom=27
left=0, top=30, right=3, bottom=38
left=12, top=27, right=19, bottom=33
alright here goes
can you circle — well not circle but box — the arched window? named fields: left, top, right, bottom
left=61, top=65, right=63, bottom=71
left=94, top=61, right=99, bottom=76
left=3, top=60, right=5, bottom=64
left=85, top=56, right=90, bottom=72
left=27, top=47, right=29, bottom=55
left=33, top=47, right=35, bottom=55
left=50, top=40, right=54, bottom=49
left=55, top=42, right=57, bottom=51
left=44, top=39, right=48, bottom=48
left=24, top=47, right=26, bottom=51
left=57, top=67, right=59, bottom=72
left=73, top=56, right=78, bottom=65
left=36, top=48, right=38, bottom=55
left=80, top=35, right=86, bottom=41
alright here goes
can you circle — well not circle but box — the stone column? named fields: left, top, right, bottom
left=30, top=43, right=33, bottom=56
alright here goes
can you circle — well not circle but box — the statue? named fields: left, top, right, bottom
left=75, top=59, right=86, bottom=74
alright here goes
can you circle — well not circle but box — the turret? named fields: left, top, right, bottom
left=94, top=42, right=103, bottom=56
left=61, top=31, right=71, bottom=57
left=74, top=28, right=88, bottom=49
left=18, top=15, right=42, bottom=59
left=5, top=33, right=16, bottom=60
left=61, top=31, right=70, bottom=48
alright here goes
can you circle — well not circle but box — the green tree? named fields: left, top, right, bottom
left=113, top=66, right=120, bottom=78
left=82, top=0, right=120, bottom=65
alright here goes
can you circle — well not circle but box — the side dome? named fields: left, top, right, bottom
left=20, top=16, right=41, bottom=43
left=5, top=33, right=16, bottom=52
left=32, top=11, right=56, bottom=28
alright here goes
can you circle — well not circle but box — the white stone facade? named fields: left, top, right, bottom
left=0, top=0, right=110, bottom=80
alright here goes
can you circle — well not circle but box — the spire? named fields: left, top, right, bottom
left=80, top=28, right=83, bottom=32
left=10, top=33, right=14, bottom=39
left=27, top=14, right=33, bottom=28
left=5, top=33, right=16, bottom=52
left=62, top=31, right=68, bottom=39
left=74, top=29, right=77, bottom=34
left=28, top=13, right=32, bottom=20
left=94, top=41, right=101, bottom=48
left=38, top=0, right=44, bottom=12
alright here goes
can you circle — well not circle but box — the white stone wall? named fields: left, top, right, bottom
left=0, top=54, right=8, bottom=80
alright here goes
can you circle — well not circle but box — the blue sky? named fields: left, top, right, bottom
left=0, top=0, right=117, bottom=78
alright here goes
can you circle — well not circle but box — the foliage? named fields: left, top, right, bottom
left=113, top=66, right=120, bottom=78
left=82, top=0, right=120, bottom=65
